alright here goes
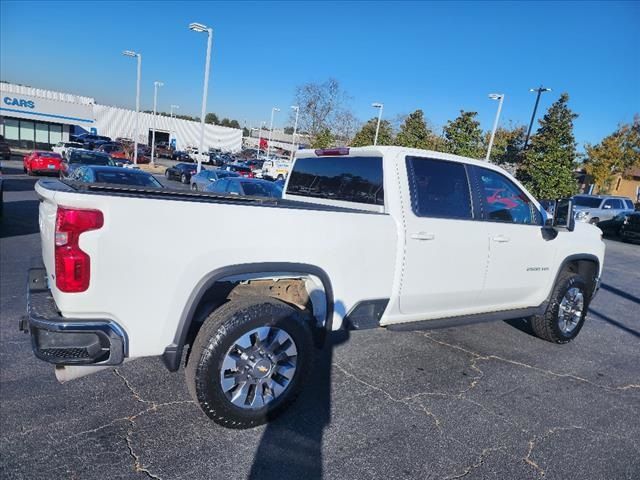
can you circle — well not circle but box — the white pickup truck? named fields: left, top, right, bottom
left=24, top=146, right=605, bottom=428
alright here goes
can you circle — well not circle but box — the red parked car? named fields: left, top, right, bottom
left=23, top=151, right=63, bottom=175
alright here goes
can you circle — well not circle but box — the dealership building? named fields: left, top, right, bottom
left=0, top=81, right=242, bottom=152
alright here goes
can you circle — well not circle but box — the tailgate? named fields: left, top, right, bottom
left=35, top=181, right=59, bottom=283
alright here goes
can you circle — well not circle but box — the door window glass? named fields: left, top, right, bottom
left=405, top=156, right=472, bottom=219
left=476, top=167, right=542, bottom=225
left=603, top=199, right=623, bottom=209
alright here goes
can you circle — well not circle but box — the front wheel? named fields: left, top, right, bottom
left=530, top=272, right=590, bottom=344
left=191, top=183, right=198, bottom=191
left=186, top=297, right=313, bottom=429
left=165, top=170, right=170, bottom=179
left=181, top=173, right=188, bottom=184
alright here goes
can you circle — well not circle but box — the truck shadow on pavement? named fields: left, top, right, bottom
left=247, top=328, right=350, bottom=480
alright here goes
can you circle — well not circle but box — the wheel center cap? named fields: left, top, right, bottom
left=252, top=358, right=272, bottom=379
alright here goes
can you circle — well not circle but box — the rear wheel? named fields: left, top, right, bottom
left=186, top=297, right=313, bottom=429
left=530, top=271, right=590, bottom=344
left=165, top=170, right=170, bottom=179
left=191, top=183, right=198, bottom=191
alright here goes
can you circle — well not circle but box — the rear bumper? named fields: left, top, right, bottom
left=20, top=268, right=127, bottom=366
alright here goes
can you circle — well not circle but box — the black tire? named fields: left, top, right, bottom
left=589, top=217, right=599, bottom=225
left=165, top=170, right=170, bottom=179
left=276, top=174, right=284, bottom=181
left=186, top=297, right=313, bottom=429
left=181, top=173, right=188, bottom=184
left=191, top=183, right=197, bottom=191
left=530, top=271, right=590, bottom=344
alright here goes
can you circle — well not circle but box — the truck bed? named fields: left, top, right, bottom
left=35, top=178, right=398, bottom=358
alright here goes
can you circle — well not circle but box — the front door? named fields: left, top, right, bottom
left=471, top=166, right=556, bottom=309
left=399, top=156, right=489, bottom=318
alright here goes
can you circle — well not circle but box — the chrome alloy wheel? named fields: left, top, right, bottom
left=557, top=287, right=584, bottom=334
left=220, top=326, right=298, bottom=410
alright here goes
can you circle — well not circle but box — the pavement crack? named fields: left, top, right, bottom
left=444, top=446, right=506, bottom=479
left=332, top=362, right=442, bottom=430
left=124, top=417, right=162, bottom=480
left=421, top=333, right=639, bottom=393
left=113, top=369, right=155, bottom=405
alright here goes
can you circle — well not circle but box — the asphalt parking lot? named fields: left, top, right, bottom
left=1, top=158, right=639, bottom=480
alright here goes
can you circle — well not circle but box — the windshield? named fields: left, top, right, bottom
left=573, top=196, right=602, bottom=208
left=241, top=181, right=282, bottom=198
left=38, top=152, right=60, bottom=158
left=70, top=152, right=113, bottom=165
left=94, top=171, right=163, bottom=188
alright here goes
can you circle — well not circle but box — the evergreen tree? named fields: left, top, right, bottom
left=395, top=109, right=437, bottom=149
left=205, top=113, right=219, bottom=125
left=350, top=118, right=394, bottom=147
left=311, top=128, right=334, bottom=149
left=486, top=124, right=526, bottom=169
left=517, top=93, right=579, bottom=199
left=443, top=111, right=484, bottom=158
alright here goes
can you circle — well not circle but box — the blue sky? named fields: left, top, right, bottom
left=1, top=1, right=638, bottom=148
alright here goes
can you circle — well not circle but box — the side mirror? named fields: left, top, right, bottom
left=552, top=198, right=575, bottom=231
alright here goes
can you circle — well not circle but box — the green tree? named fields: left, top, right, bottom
left=205, top=113, right=219, bottom=124
left=486, top=124, right=526, bottom=168
left=443, top=110, right=484, bottom=158
left=350, top=118, right=394, bottom=147
left=242, top=127, right=250, bottom=137
left=284, top=126, right=294, bottom=134
left=584, top=116, right=640, bottom=193
left=517, top=93, right=579, bottom=199
left=311, top=128, right=334, bottom=149
left=395, top=109, right=438, bottom=149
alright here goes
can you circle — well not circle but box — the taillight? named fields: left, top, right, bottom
left=55, top=207, right=104, bottom=292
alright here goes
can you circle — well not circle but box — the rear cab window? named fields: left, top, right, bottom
left=285, top=155, right=384, bottom=211
left=405, top=156, right=472, bottom=219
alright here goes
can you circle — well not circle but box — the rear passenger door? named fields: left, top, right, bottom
left=470, top=166, right=555, bottom=310
left=399, top=157, right=490, bottom=318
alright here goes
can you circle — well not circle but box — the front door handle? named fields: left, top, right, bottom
left=492, top=234, right=510, bottom=243
left=411, top=232, right=435, bottom=241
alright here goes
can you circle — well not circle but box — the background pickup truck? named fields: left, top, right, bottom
left=24, top=146, right=605, bottom=428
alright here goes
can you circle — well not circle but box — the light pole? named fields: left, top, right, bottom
left=289, top=105, right=299, bottom=161
left=485, top=93, right=504, bottom=162
left=257, top=121, right=266, bottom=155
left=189, top=22, right=213, bottom=173
left=150, top=81, right=163, bottom=167
left=524, top=86, right=551, bottom=149
left=267, top=107, right=280, bottom=159
left=122, top=50, right=141, bottom=164
left=372, top=102, right=384, bottom=145
left=170, top=104, right=179, bottom=151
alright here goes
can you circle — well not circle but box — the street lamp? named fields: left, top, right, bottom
left=267, top=107, right=280, bottom=159
left=189, top=21, right=213, bottom=173
left=524, top=86, right=551, bottom=149
left=290, top=105, right=299, bottom=161
left=372, top=102, right=384, bottom=146
left=122, top=50, right=141, bottom=164
left=150, top=81, right=164, bottom=167
left=485, top=93, right=504, bottom=162
left=170, top=104, right=179, bottom=150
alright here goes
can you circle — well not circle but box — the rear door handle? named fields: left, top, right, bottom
left=410, top=232, right=435, bottom=241
left=492, top=234, right=510, bottom=243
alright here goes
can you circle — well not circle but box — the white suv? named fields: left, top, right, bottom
left=573, top=195, right=635, bottom=223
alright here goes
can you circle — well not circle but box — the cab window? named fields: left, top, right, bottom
left=474, top=167, right=542, bottom=225
left=405, top=157, right=472, bottom=219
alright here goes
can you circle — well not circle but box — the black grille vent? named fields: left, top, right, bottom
left=39, top=347, right=90, bottom=359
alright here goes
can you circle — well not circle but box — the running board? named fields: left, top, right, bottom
left=385, top=306, right=544, bottom=332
